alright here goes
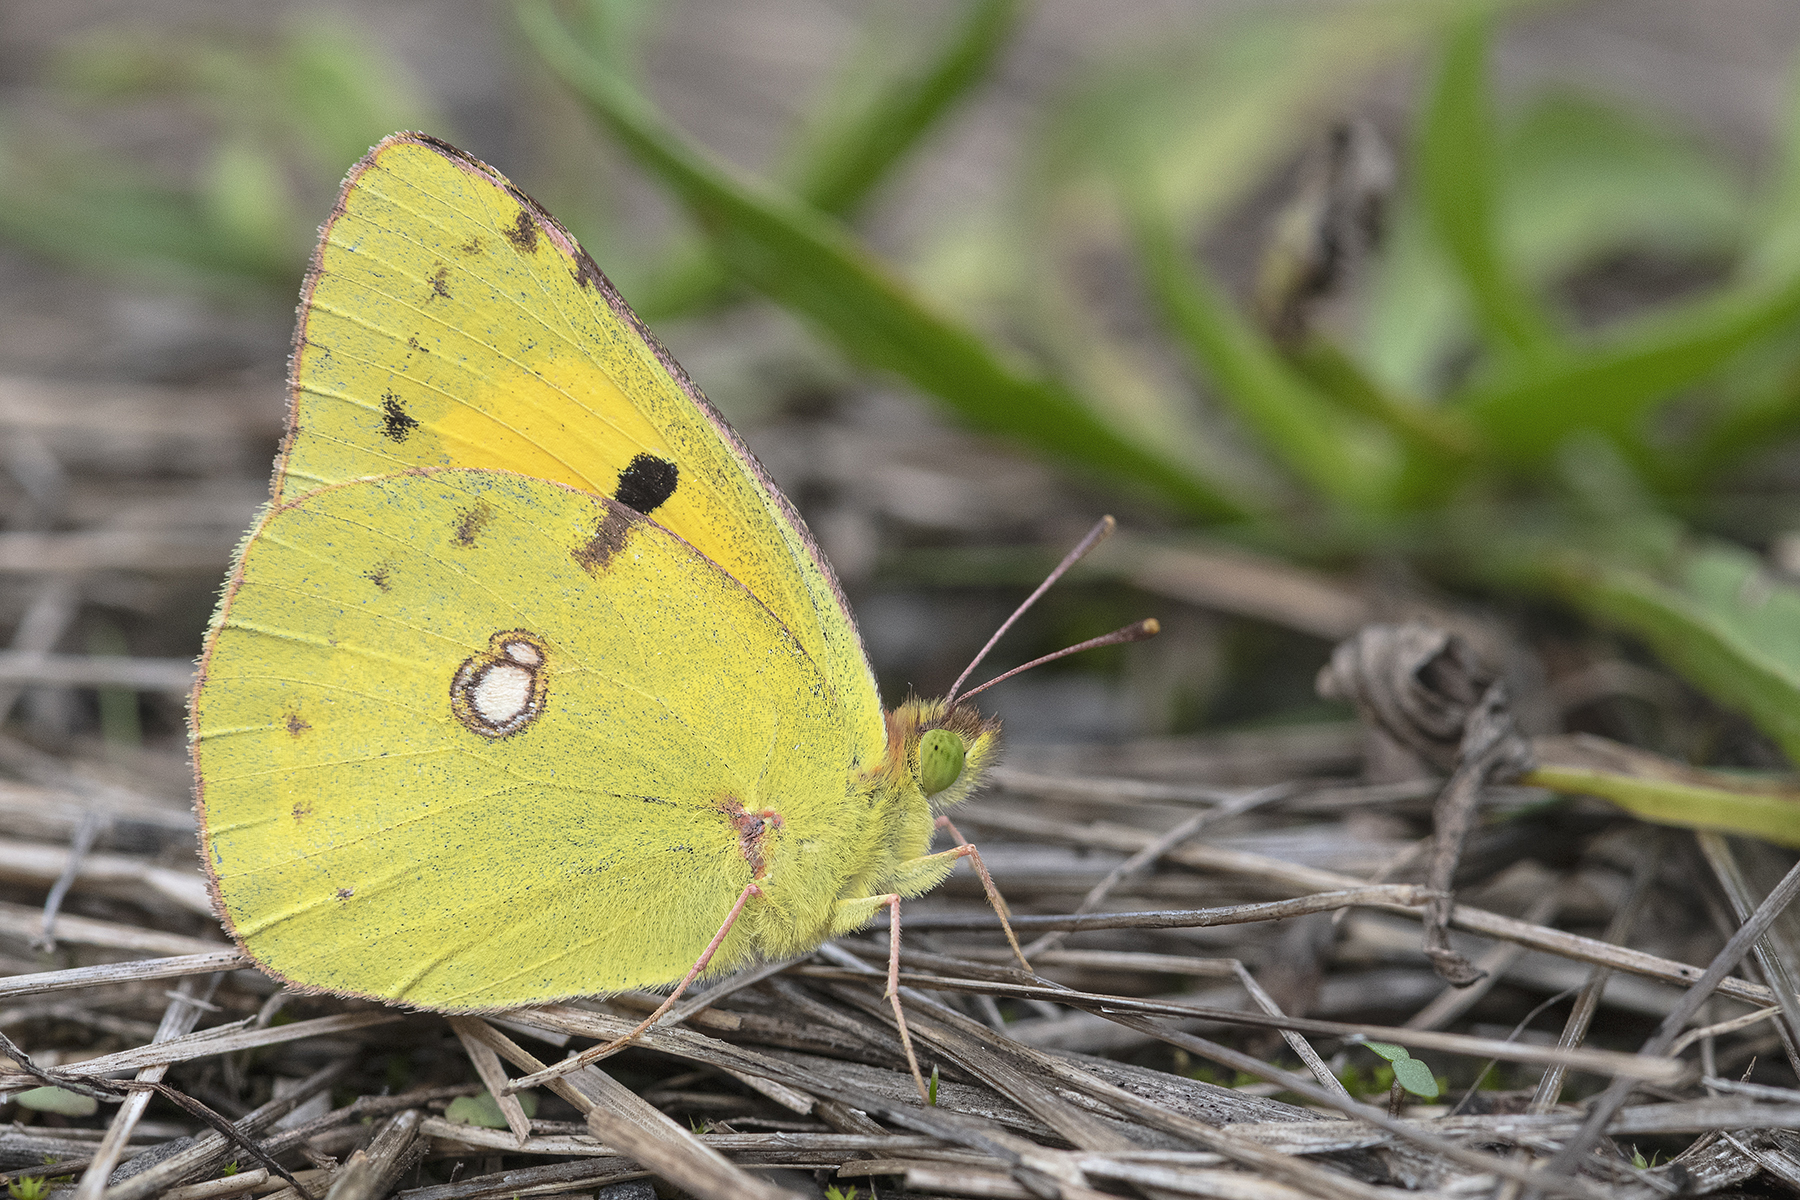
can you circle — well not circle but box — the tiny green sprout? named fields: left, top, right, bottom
left=14, top=1086, right=97, bottom=1117
left=223, top=1162, right=239, bottom=1176
left=918, top=728, right=965, bottom=796
left=8, top=1176, right=50, bottom=1200
left=927, top=1064, right=941, bottom=1107
left=1360, top=1041, right=1439, bottom=1100
left=824, top=1187, right=861, bottom=1200
left=445, top=1089, right=537, bottom=1129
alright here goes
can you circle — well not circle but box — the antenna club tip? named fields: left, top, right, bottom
left=1137, top=617, right=1161, bottom=638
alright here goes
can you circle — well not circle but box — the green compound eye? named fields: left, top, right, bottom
left=917, top=728, right=966, bottom=797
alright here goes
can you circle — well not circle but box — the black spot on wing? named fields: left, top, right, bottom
left=428, top=266, right=451, bottom=300
left=572, top=505, right=638, bottom=574
left=614, top=454, right=679, bottom=515
left=458, top=236, right=483, bottom=256
left=505, top=208, right=539, bottom=253
left=380, top=393, right=419, bottom=442
left=571, top=253, right=605, bottom=291
left=453, top=502, right=493, bottom=547
left=364, top=561, right=394, bottom=591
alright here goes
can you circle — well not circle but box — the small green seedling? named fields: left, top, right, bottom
left=824, top=1187, right=861, bottom=1200
left=8, top=1177, right=50, bottom=1200
left=1360, top=1041, right=1440, bottom=1100
left=927, top=1064, right=941, bottom=1107
left=443, top=1089, right=539, bottom=1130
left=13, top=1086, right=98, bottom=1118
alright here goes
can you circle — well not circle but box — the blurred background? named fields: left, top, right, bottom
left=3, top=0, right=1800, bottom=760
left=11, top=0, right=1800, bottom=1161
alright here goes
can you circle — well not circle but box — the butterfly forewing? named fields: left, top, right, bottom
left=279, top=133, right=884, bottom=768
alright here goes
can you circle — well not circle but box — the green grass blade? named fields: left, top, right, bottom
left=789, top=0, right=1021, bottom=218
left=1749, top=47, right=1800, bottom=280
left=1126, top=193, right=1399, bottom=511
left=633, top=0, right=1020, bottom=322
left=631, top=0, right=1021, bottom=321
left=1461, top=268, right=1800, bottom=465
left=1526, top=761, right=1800, bottom=849
left=1286, top=339, right=1477, bottom=458
left=519, top=0, right=1252, bottom=521
left=1417, top=15, right=1557, bottom=361
left=1547, top=538, right=1800, bottom=767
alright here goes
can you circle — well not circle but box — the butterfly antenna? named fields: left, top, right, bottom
left=954, top=618, right=1161, bottom=707
left=942, top=515, right=1118, bottom=709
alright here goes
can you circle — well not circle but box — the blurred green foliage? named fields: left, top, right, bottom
left=8, top=2, right=1800, bottom=803
left=0, top=16, right=435, bottom=287
left=519, top=0, right=1800, bottom=798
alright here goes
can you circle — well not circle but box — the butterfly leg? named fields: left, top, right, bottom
left=823, top=890, right=931, bottom=1102
left=567, top=881, right=762, bottom=1071
left=881, top=893, right=932, bottom=1104
left=933, top=815, right=1032, bottom=972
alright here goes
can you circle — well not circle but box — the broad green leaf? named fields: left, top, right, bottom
left=1548, top=537, right=1800, bottom=766
left=1359, top=1041, right=1439, bottom=1098
left=520, top=0, right=1253, bottom=521
left=1360, top=197, right=1472, bottom=400
left=1503, top=91, right=1746, bottom=274
left=1461, top=268, right=1800, bottom=464
left=1416, top=15, right=1557, bottom=362
left=1362, top=1041, right=1411, bottom=1064
left=1390, top=1058, right=1440, bottom=1099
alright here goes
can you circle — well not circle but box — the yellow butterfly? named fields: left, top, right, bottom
left=189, top=133, right=1148, bottom=1095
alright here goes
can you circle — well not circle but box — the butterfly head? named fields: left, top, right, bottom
left=886, top=697, right=1000, bottom=812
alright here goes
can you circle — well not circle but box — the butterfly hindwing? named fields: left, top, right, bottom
left=280, top=133, right=884, bottom=771
left=192, top=469, right=862, bottom=1010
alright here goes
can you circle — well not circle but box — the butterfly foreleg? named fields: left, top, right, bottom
left=824, top=891, right=930, bottom=1102
left=912, top=816, right=1031, bottom=973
